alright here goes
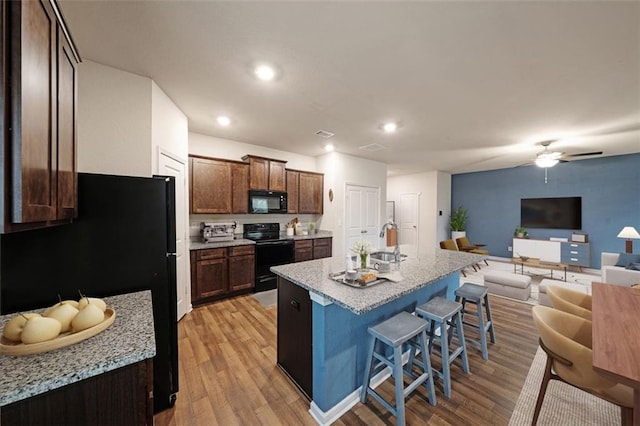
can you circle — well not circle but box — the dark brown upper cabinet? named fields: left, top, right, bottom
left=1, top=0, right=80, bottom=233
left=242, top=155, right=287, bottom=191
left=298, top=171, right=324, bottom=214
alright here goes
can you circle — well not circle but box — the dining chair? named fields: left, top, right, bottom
left=546, top=285, right=592, bottom=320
left=531, top=306, right=633, bottom=425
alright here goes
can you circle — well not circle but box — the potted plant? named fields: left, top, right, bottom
left=514, top=226, right=528, bottom=238
left=449, top=206, right=468, bottom=240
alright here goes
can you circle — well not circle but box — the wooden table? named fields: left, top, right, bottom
left=510, top=257, right=568, bottom=281
left=592, top=282, right=640, bottom=426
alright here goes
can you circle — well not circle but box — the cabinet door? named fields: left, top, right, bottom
left=231, top=162, right=249, bottom=214
left=190, top=157, right=231, bottom=213
left=248, top=157, right=269, bottom=190
left=313, top=238, right=332, bottom=259
left=196, top=257, right=228, bottom=299
left=286, top=170, right=299, bottom=214
left=298, top=172, right=323, bottom=214
left=56, top=31, right=78, bottom=220
left=229, top=254, right=255, bottom=291
left=10, top=0, right=58, bottom=224
left=269, top=161, right=287, bottom=191
left=295, top=240, right=314, bottom=262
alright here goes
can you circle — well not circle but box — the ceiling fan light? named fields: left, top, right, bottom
left=535, top=157, right=559, bottom=168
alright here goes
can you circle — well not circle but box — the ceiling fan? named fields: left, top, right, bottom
left=533, top=140, right=603, bottom=168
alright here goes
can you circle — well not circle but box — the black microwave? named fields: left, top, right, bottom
left=249, top=190, right=288, bottom=214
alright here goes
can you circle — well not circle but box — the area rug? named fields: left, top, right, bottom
left=509, top=346, right=619, bottom=425
left=460, top=259, right=600, bottom=305
left=251, top=289, right=277, bottom=308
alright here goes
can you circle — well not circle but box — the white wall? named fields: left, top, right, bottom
left=189, top=132, right=317, bottom=171
left=387, top=171, right=451, bottom=254
left=77, top=60, right=152, bottom=176
left=436, top=172, right=452, bottom=243
left=317, top=152, right=387, bottom=260
left=152, top=81, right=189, bottom=169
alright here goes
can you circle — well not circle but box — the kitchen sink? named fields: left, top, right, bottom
left=370, top=251, right=407, bottom=262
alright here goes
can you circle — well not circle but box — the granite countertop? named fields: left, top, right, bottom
left=0, top=290, right=156, bottom=406
left=189, top=230, right=332, bottom=250
left=271, top=249, right=485, bottom=315
left=278, top=230, right=333, bottom=241
left=190, top=238, right=256, bottom=250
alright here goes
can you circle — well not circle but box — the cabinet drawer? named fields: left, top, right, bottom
left=197, top=248, right=227, bottom=260
left=313, top=238, right=331, bottom=247
left=229, top=245, right=255, bottom=257
left=295, top=240, right=313, bottom=249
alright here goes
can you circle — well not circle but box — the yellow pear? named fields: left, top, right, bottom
left=21, top=316, right=62, bottom=344
left=72, top=303, right=105, bottom=331
left=2, top=313, right=41, bottom=342
left=77, top=297, right=107, bottom=312
left=43, top=300, right=79, bottom=317
left=44, top=303, right=79, bottom=332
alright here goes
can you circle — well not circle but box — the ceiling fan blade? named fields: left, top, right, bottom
left=563, top=151, right=603, bottom=158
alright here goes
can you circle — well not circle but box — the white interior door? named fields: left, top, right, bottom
left=345, top=184, right=380, bottom=256
left=159, top=151, right=189, bottom=321
left=399, top=193, right=420, bottom=258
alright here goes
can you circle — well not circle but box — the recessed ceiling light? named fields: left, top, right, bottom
left=383, top=122, right=397, bottom=133
left=217, top=116, right=231, bottom=126
left=255, top=64, right=275, bottom=81
left=324, top=143, right=335, bottom=152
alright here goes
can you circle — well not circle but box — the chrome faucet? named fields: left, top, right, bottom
left=379, top=221, right=401, bottom=266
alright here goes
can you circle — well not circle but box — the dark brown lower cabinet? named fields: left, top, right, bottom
left=1, top=359, right=153, bottom=426
left=191, top=245, right=255, bottom=305
left=228, top=245, right=255, bottom=292
left=294, top=240, right=313, bottom=262
left=277, top=277, right=312, bottom=400
left=312, top=238, right=332, bottom=259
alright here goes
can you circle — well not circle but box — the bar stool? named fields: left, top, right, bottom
left=454, top=282, right=496, bottom=360
left=415, top=297, right=470, bottom=398
left=360, top=311, right=436, bottom=425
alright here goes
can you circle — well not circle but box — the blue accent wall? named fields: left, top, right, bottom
left=451, top=153, right=640, bottom=269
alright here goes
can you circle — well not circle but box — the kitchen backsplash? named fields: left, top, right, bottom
left=189, top=214, right=322, bottom=238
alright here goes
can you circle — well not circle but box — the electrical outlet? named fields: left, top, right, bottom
left=508, top=246, right=512, bottom=252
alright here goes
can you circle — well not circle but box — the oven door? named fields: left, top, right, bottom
left=255, top=240, right=294, bottom=292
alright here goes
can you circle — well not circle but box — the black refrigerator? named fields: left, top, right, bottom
left=0, top=173, right=179, bottom=413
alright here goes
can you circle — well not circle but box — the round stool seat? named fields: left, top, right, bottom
left=415, top=297, right=462, bottom=321
left=369, top=311, right=429, bottom=347
left=455, top=282, right=488, bottom=301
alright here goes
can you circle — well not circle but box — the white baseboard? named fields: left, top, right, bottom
left=308, top=349, right=417, bottom=425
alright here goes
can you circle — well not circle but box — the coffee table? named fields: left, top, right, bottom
left=511, top=257, right=568, bottom=281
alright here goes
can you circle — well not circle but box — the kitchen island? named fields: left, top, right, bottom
left=271, top=249, right=485, bottom=425
left=0, top=290, right=156, bottom=425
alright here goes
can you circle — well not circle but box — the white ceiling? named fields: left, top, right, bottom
left=58, top=1, right=640, bottom=176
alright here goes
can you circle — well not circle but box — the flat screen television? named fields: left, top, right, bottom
left=520, top=197, right=582, bottom=230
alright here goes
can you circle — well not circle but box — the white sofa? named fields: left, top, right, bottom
left=601, top=252, right=640, bottom=286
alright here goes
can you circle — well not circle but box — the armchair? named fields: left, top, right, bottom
left=455, top=237, right=489, bottom=266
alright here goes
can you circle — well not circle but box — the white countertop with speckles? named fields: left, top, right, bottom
left=271, top=249, right=485, bottom=315
left=0, top=290, right=156, bottom=406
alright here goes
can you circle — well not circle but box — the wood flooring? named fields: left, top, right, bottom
left=154, top=292, right=539, bottom=426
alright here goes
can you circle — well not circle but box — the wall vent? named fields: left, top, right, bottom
left=315, top=130, right=335, bottom=139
